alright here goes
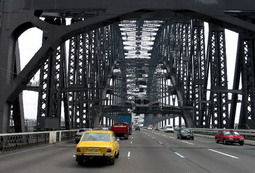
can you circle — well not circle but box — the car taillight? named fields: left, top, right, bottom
left=77, top=148, right=81, bottom=152
left=106, top=148, right=112, bottom=152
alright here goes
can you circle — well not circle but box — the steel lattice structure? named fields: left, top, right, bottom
left=1, top=0, right=255, bottom=132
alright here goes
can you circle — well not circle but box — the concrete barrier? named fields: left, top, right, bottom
left=0, top=130, right=77, bottom=153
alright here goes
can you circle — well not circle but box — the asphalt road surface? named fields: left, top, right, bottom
left=0, top=129, right=255, bottom=173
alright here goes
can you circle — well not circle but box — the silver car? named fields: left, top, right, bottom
left=75, top=128, right=92, bottom=143
left=164, top=125, right=174, bottom=133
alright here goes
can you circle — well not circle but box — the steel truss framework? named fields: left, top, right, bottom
left=37, top=17, right=125, bottom=130
left=1, top=0, right=255, bottom=132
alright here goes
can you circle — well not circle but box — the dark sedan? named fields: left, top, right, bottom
left=177, top=128, right=194, bottom=140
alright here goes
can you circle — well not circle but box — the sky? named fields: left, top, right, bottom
left=18, top=24, right=239, bottom=123
left=19, top=28, right=42, bottom=120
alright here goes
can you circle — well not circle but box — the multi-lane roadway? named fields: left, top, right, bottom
left=0, top=129, right=254, bottom=173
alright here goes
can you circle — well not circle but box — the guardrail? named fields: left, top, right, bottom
left=0, top=130, right=77, bottom=153
left=186, top=128, right=255, bottom=139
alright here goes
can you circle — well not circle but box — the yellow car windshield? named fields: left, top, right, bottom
left=81, top=133, right=111, bottom=141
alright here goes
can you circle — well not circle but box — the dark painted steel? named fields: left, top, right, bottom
left=1, top=0, right=255, bottom=132
left=207, top=24, right=229, bottom=128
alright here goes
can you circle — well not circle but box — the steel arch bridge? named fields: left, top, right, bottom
left=0, top=0, right=255, bottom=133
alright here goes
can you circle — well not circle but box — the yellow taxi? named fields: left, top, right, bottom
left=75, top=130, right=120, bottom=165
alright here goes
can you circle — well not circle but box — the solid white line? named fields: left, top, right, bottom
left=175, top=152, right=186, bottom=158
left=127, top=151, right=131, bottom=159
left=208, top=149, right=239, bottom=159
left=181, top=141, right=194, bottom=145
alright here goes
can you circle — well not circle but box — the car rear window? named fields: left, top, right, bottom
left=81, top=133, right=111, bottom=141
left=181, top=129, right=191, bottom=133
left=223, top=131, right=239, bottom=135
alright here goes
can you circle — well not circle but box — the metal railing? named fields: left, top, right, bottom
left=187, top=128, right=255, bottom=139
left=0, top=130, right=77, bottom=153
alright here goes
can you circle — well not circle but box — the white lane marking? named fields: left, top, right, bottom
left=168, top=136, right=175, bottom=139
left=175, top=152, right=186, bottom=158
left=130, top=141, right=133, bottom=144
left=152, top=137, right=155, bottom=139
left=159, top=141, right=163, bottom=145
left=127, top=151, right=131, bottom=159
left=208, top=149, right=239, bottom=159
left=131, top=137, right=134, bottom=139
left=181, top=141, right=194, bottom=145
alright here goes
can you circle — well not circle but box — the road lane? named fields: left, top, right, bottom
left=122, top=131, right=211, bottom=173
left=144, top=129, right=255, bottom=173
left=0, top=130, right=255, bottom=173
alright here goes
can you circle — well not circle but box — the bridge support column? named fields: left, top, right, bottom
left=173, top=115, right=175, bottom=127
left=92, top=111, right=102, bottom=128
left=0, top=13, right=26, bottom=132
left=0, top=103, right=10, bottom=133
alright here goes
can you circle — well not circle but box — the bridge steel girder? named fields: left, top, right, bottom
left=1, top=0, right=255, bottom=132
left=66, top=24, right=125, bottom=129
left=37, top=17, right=67, bottom=131
left=191, top=21, right=207, bottom=128
left=152, top=21, right=230, bottom=129
left=152, top=20, right=194, bottom=128
left=231, top=35, right=255, bottom=129
left=207, top=24, right=229, bottom=129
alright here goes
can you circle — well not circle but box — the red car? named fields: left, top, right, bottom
left=215, top=130, right=244, bottom=145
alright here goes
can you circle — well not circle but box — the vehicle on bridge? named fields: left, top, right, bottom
left=134, top=126, right=140, bottom=131
left=75, top=128, right=92, bottom=144
left=116, top=114, right=132, bottom=135
left=177, top=128, right=194, bottom=140
left=215, top=130, right=244, bottom=145
left=164, top=125, right=174, bottom=133
left=75, top=130, right=120, bottom=165
left=147, top=126, right=153, bottom=130
left=111, top=122, right=130, bottom=139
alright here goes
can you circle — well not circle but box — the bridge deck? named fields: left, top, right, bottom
left=0, top=130, right=255, bottom=173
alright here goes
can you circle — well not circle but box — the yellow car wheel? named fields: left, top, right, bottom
left=108, top=156, right=115, bottom=165
left=77, top=159, right=83, bottom=166
left=115, top=151, right=119, bottom=158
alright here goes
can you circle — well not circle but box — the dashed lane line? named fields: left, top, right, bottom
left=175, top=152, right=186, bottom=158
left=208, top=149, right=239, bottom=159
left=127, top=151, right=131, bottom=159
left=181, top=141, right=194, bottom=145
